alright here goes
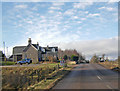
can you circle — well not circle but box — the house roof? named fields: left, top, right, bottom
left=43, top=47, right=58, bottom=52
left=23, top=44, right=41, bottom=52
left=13, top=46, right=26, bottom=54
left=13, top=44, right=58, bottom=55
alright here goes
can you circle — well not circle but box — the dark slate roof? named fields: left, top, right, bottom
left=43, top=47, right=58, bottom=51
left=23, top=44, right=31, bottom=52
left=13, top=44, right=58, bottom=54
left=13, top=46, right=26, bottom=54
left=9, top=55, right=13, bottom=58
left=32, top=44, right=38, bottom=49
left=23, top=44, right=41, bottom=52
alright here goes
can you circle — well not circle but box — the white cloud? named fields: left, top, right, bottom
left=87, top=13, right=100, bottom=17
left=98, top=6, right=116, bottom=11
left=26, top=20, right=33, bottom=24
left=58, top=36, right=118, bottom=60
left=14, top=4, right=27, bottom=9
left=81, top=18, right=86, bottom=20
left=49, top=6, right=61, bottom=10
left=52, top=2, right=64, bottom=6
left=108, top=0, right=119, bottom=2
left=64, top=9, right=75, bottom=15
left=73, top=2, right=93, bottom=9
left=49, top=10, right=54, bottom=13
left=73, top=16, right=78, bottom=19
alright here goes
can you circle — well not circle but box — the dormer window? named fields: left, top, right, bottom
left=52, top=48, right=55, bottom=52
left=41, top=48, right=45, bottom=52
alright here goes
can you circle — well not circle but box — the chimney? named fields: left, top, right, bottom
left=28, top=38, right=32, bottom=44
left=37, top=42, right=39, bottom=50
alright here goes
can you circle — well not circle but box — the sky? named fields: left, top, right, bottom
left=1, top=1, right=119, bottom=60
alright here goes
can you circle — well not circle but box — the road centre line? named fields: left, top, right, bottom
left=97, top=76, right=102, bottom=80
left=106, top=85, right=112, bottom=89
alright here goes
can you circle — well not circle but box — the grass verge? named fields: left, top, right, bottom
left=27, top=66, right=73, bottom=90
left=0, top=61, right=15, bottom=65
left=99, top=61, right=120, bottom=72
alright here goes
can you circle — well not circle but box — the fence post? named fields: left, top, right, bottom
left=58, top=64, right=59, bottom=69
left=37, top=70, right=40, bottom=82
left=31, top=70, right=33, bottom=85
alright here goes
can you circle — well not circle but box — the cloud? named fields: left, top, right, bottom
left=98, top=6, right=116, bottom=11
left=14, top=4, right=28, bottom=9
left=52, top=2, right=64, bottom=6
left=73, top=16, right=78, bottom=19
left=64, top=9, right=75, bottom=15
left=87, top=13, right=100, bottom=17
left=73, top=2, right=93, bottom=9
left=49, top=6, right=61, bottom=10
left=26, top=20, right=33, bottom=24
left=58, top=36, right=118, bottom=60
left=48, top=10, right=54, bottom=13
left=108, top=0, right=119, bottom=2
left=80, top=18, right=86, bottom=20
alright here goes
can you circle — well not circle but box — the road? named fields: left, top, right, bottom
left=53, top=63, right=119, bottom=90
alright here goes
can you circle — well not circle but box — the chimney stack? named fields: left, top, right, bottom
left=37, top=42, right=39, bottom=50
left=28, top=38, right=32, bottom=44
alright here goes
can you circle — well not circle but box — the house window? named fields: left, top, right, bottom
left=25, top=54, right=27, bottom=58
left=52, top=48, right=55, bottom=52
left=41, top=48, right=45, bottom=52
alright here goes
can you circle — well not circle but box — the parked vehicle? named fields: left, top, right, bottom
left=86, top=60, right=89, bottom=63
left=17, top=58, right=32, bottom=65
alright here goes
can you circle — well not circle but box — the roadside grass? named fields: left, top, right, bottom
left=2, top=62, right=74, bottom=90
left=67, top=61, right=76, bottom=65
left=28, top=67, right=72, bottom=89
left=0, top=61, right=15, bottom=65
left=99, top=60, right=119, bottom=72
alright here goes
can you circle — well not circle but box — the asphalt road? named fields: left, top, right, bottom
left=53, top=63, right=119, bottom=90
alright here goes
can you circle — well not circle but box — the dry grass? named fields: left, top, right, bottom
left=28, top=67, right=72, bottom=89
left=99, top=60, right=119, bottom=72
left=2, top=63, right=61, bottom=90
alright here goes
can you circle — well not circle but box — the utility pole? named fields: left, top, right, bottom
left=3, top=42, right=6, bottom=61
left=3, top=42, right=5, bottom=55
left=6, top=47, right=8, bottom=57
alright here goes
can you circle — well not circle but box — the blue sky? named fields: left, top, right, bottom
left=1, top=2, right=118, bottom=59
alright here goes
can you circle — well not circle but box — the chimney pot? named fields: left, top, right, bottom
left=28, top=38, right=32, bottom=44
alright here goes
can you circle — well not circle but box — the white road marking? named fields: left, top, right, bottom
left=97, top=76, right=102, bottom=80
left=106, top=85, right=112, bottom=89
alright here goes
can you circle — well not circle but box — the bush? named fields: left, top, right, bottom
left=1, top=61, right=15, bottom=65
left=2, top=64, right=61, bottom=89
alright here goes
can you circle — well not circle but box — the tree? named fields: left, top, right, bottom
left=63, top=55, right=68, bottom=61
left=102, top=54, right=105, bottom=60
left=90, top=54, right=99, bottom=63
left=105, top=57, right=109, bottom=61
left=71, top=55, right=78, bottom=61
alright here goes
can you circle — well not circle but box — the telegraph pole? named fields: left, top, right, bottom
left=3, top=42, right=6, bottom=62
left=6, top=47, right=8, bottom=57
left=3, top=42, right=5, bottom=55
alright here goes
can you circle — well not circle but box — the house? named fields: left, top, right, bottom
left=0, top=51, right=6, bottom=61
left=9, top=55, right=13, bottom=61
left=13, top=38, right=58, bottom=63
